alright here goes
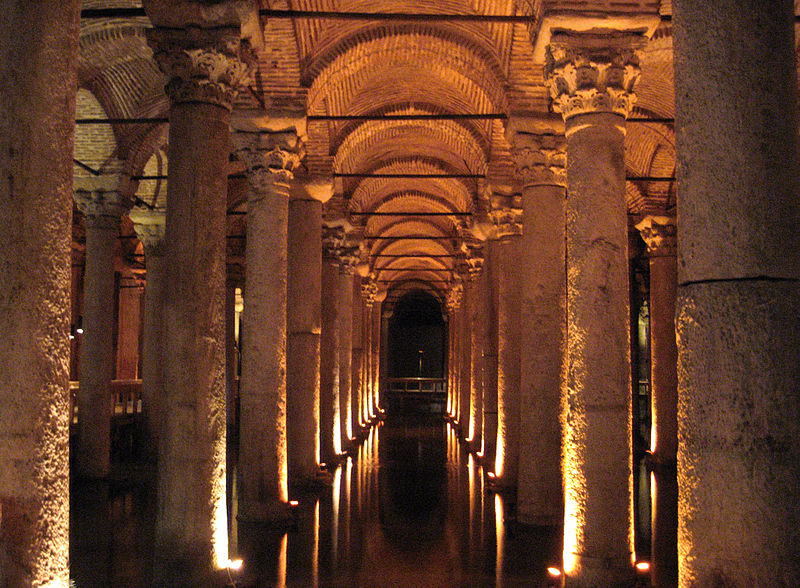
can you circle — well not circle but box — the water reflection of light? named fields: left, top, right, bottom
left=495, top=493, right=504, bottom=586
left=332, top=465, right=342, bottom=564
left=313, top=499, right=320, bottom=588
left=277, top=533, right=288, bottom=588
left=211, top=449, right=228, bottom=569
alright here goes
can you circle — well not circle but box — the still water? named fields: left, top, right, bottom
left=70, top=414, right=562, bottom=586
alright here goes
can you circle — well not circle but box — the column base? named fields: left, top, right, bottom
left=563, top=553, right=635, bottom=588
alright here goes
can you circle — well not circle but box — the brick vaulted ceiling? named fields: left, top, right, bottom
left=74, top=0, right=685, bottom=300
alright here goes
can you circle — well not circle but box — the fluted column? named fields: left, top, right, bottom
left=0, top=4, right=79, bottom=583
left=489, top=204, right=523, bottom=487
left=507, top=118, right=566, bottom=525
left=287, top=175, right=330, bottom=487
left=130, top=207, right=167, bottom=461
left=350, top=275, right=364, bottom=433
left=673, top=2, right=800, bottom=585
left=74, top=178, right=131, bottom=478
left=372, top=289, right=385, bottom=415
left=545, top=31, right=645, bottom=585
left=458, top=277, right=472, bottom=438
left=467, top=256, right=486, bottom=452
left=146, top=19, right=251, bottom=579
left=233, top=127, right=303, bottom=515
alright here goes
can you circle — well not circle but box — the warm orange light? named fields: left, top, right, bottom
left=547, top=567, right=562, bottom=577
left=289, top=500, right=299, bottom=507
left=226, top=559, right=244, bottom=571
left=487, top=471, right=496, bottom=479
left=636, top=561, right=650, bottom=573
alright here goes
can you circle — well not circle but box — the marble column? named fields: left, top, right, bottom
left=350, top=276, right=364, bottom=433
left=147, top=21, right=250, bottom=579
left=489, top=206, right=522, bottom=487
left=445, top=282, right=464, bottom=424
left=468, top=261, right=486, bottom=452
left=673, top=2, right=800, bottom=585
left=116, top=280, right=142, bottom=380
left=321, top=227, right=344, bottom=461
left=507, top=118, right=566, bottom=526
left=233, top=127, right=303, bottom=515
left=0, top=3, right=79, bottom=583
left=130, top=207, right=167, bottom=461
left=372, top=290, right=385, bottom=415
left=337, top=250, right=359, bottom=447
left=545, top=31, right=645, bottom=585
left=361, top=279, right=379, bottom=421
left=74, top=178, right=130, bottom=478
left=481, top=239, right=500, bottom=467
left=458, top=280, right=472, bottom=439
left=287, top=176, right=330, bottom=487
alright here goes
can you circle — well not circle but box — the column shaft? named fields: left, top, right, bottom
left=469, top=272, right=486, bottom=451
left=338, top=271, right=354, bottom=446
left=518, top=184, right=565, bottom=525
left=674, top=2, right=800, bottom=584
left=287, top=197, right=322, bottom=486
left=482, top=240, right=500, bottom=466
left=141, top=253, right=166, bottom=459
left=350, top=279, right=363, bottom=433
left=0, top=3, right=79, bottom=584
left=157, top=101, right=231, bottom=573
left=77, top=216, right=119, bottom=477
left=459, top=294, right=472, bottom=438
left=320, top=258, right=341, bottom=460
left=563, top=111, right=632, bottom=584
left=496, top=236, right=521, bottom=486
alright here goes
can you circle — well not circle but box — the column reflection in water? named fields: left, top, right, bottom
left=650, top=467, right=678, bottom=587
left=495, top=493, right=505, bottom=586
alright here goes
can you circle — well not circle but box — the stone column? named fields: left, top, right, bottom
left=361, top=279, right=379, bottom=421
left=481, top=239, right=500, bottom=467
left=445, top=282, right=464, bottom=424
left=130, top=207, right=167, bottom=461
left=507, top=118, right=566, bottom=526
left=337, top=250, right=359, bottom=447
left=673, top=2, right=800, bottom=585
left=146, top=21, right=250, bottom=579
left=116, top=280, right=142, bottom=380
left=372, top=289, right=385, bottom=415
left=74, top=178, right=130, bottom=478
left=350, top=276, right=364, bottom=433
left=489, top=205, right=523, bottom=487
left=287, top=176, right=330, bottom=487
left=544, top=31, right=645, bottom=585
left=321, top=227, right=344, bottom=460
left=0, top=4, right=79, bottom=583
left=458, top=280, right=472, bottom=438
left=467, top=258, right=486, bottom=452
left=233, top=127, right=303, bottom=515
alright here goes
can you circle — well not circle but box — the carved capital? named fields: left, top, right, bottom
left=487, top=206, right=523, bottom=240
left=361, top=278, right=378, bottom=307
left=636, top=215, right=677, bottom=257
left=147, top=25, right=254, bottom=110
left=74, top=176, right=131, bottom=227
left=509, top=132, right=567, bottom=188
left=544, top=32, right=646, bottom=120
left=233, top=130, right=304, bottom=200
left=129, top=207, right=167, bottom=257
left=337, top=248, right=361, bottom=276
left=445, top=281, right=464, bottom=311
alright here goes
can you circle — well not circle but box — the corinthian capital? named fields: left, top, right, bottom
left=129, top=207, right=167, bottom=257
left=147, top=25, right=253, bottom=110
left=233, top=130, right=304, bottom=199
left=74, top=176, right=132, bottom=227
left=361, top=278, right=378, bottom=307
left=544, top=31, right=646, bottom=120
left=487, top=193, right=523, bottom=240
left=445, top=280, right=464, bottom=311
left=636, top=215, right=677, bottom=257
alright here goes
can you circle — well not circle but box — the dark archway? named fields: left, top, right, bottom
left=387, top=289, right=446, bottom=379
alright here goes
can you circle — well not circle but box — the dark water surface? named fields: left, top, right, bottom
left=70, top=415, right=563, bottom=587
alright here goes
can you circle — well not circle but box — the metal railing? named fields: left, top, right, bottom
left=385, top=377, right=446, bottom=395
left=69, top=379, right=143, bottom=425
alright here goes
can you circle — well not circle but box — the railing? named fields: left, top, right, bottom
left=69, top=379, right=143, bottom=425
left=385, top=377, right=446, bottom=395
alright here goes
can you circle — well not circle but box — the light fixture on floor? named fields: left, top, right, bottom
left=546, top=566, right=562, bottom=587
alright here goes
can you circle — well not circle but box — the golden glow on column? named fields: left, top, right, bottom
left=494, top=430, right=505, bottom=480
left=313, top=499, right=320, bottom=588
left=332, top=465, right=342, bottom=564
left=211, top=437, right=229, bottom=569
left=562, top=424, right=585, bottom=575
left=495, top=493, right=505, bottom=585
left=333, top=402, right=342, bottom=455
left=279, top=437, right=289, bottom=504
left=277, top=533, right=287, bottom=588
left=346, top=403, right=354, bottom=440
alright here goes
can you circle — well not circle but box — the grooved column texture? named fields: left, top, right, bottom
left=287, top=196, right=322, bottom=486
left=338, top=267, right=355, bottom=447
left=481, top=239, right=500, bottom=467
left=0, top=3, right=79, bottom=585
left=469, top=268, right=487, bottom=452
left=673, top=1, right=800, bottom=585
left=350, top=278, right=363, bottom=433
left=459, top=286, right=473, bottom=439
